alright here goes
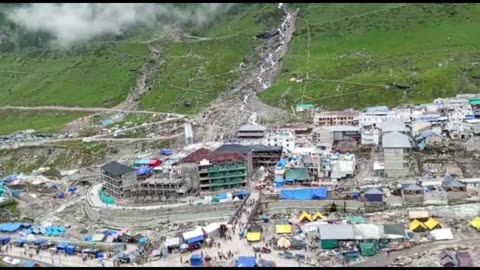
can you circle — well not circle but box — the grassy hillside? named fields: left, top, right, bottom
left=140, top=3, right=283, bottom=114
left=259, top=3, right=480, bottom=109
left=0, top=111, right=86, bottom=135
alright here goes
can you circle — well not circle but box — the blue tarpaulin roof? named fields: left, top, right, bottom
left=18, top=261, right=36, bottom=267
left=134, top=159, right=150, bottom=164
left=236, top=256, right=256, bottom=267
left=161, top=148, right=173, bottom=155
left=85, top=236, right=93, bottom=242
left=68, top=186, right=78, bottom=193
left=276, top=159, right=287, bottom=168
left=274, top=176, right=284, bottom=183
left=279, top=188, right=328, bottom=200
left=217, top=193, right=229, bottom=200
left=238, top=190, right=249, bottom=197
left=32, top=239, right=48, bottom=245
left=0, top=223, right=23, bottom=232
left=186, top=235, right=204, bottom=244
left=16, top=238, right=27, bottom=244
left=57, top=242, right=70, bottom=249
left=0, top=236, right=11, bottom=243
left=137, top=167, right=153, bottom=176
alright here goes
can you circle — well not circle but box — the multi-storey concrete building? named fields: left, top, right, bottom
left=213, top=143, right=282, bottom=170
left=312, top=125, right=360, bottom=145
left=237, top=124, right=266, bottom=140
left=382, top=132, right=412, bottom=178
left=263, top=130, right=296, bottom=153
left=314, top=111, right=359, bottom=126
left=179, top=148, right=248, bottom=193
left=101, top=161, right=137, bottom=199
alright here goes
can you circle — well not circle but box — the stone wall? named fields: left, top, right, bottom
left=259, top=199, right=385, bottom=215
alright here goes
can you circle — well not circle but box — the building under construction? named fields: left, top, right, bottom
left=130, top=177, right=191, bottom=203
left=213, top=144, right=283, bottom=170
left=179, top=148, right=249, bottom=193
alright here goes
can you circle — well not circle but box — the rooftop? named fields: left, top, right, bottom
left=238, top=124, right=266, bottom=132
left=316, top=125, right=360, bottom=132
left=316, top=111, right=359, bottom=116
left=382, top=132, right=412, bottom=148
left=381, top=119, right=408, bottom=133
left=101, top=161, right=136, bottom=177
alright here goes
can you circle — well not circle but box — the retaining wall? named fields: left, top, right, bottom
left=260, top=199, right=385, bottom=215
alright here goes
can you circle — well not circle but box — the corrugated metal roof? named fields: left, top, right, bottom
left=353, top=224, right=384, bottom=240
left=180, top=148, right=212, bottom=164
left=101, top=161, right=136, bottom=177
left=318, top=224, right=355, bottom=240
left=382, top=132, right=412, bottom=148
left=319, top=125, right=360, bottom=132
left=238, top=124, right=266, bottom=132
left=382, top=119, right=407, bottom=133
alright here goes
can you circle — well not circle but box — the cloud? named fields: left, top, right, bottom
left=6, top=3, right=232, bottom=47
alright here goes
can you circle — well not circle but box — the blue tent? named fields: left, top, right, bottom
left=364, top=188, right=383, bottom=202
left=103, top=119, right=113, bottom=127
left=279, top=188, right=328, bottom=200
left=65, top=245, right=76, bottom=255
left=85, top=236, right=93, bottom=242
left=16, top=238, right=27, bottom=244
left=0, top=236, right=11, bottom=245
left=186, top=235, right=204, bottom=245
left=16, top=261, right=36, bottom=267
left=137, top=167, right=153, bottom=176
left=57, top=192, right=65, bottom=199
left=217, top=193, right=229, bottom=200
left=32, top=239, right=48, bottom=245
left=0, top=223, right=23, bottom=232
left=57, top=242, right=70, bottom=251
left=138, top=237, right=148, bottom=244
left=161, top=148, right=173, bottom=155
left=274, top=176, right=285, bottom=187
left=236, top=256, right=256, bottom=267
left=276, top=159, right=287, bottom=168
left=190, top=253, right=203, bottom=266
left=68, top=186, right=78, bottom=193
left=237, top=190, right=249, bottom=198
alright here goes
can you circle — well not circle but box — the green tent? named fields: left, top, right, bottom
left=359, top=242, right=377, bottom=256
left=321, top=239, right=339, bottom=249
left=343, top=251, right=359, bottom=259
left=100, top=190, right=115, bottom=205
left=470, top=97, right=480, bottom=106
left=346, top=216, right=366, bottom=224
left=211, top=197, right=220, bottom=203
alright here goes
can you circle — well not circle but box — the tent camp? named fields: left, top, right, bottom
left=312, top=212, right=327, bottom=221
left=423, top=218, right=441, bottom=230
left=236, top=256, right=256, bottom=267
left=429, top=228, right=454, bottom=241
left=275, top=224, right=292, bottom=234
left=182, top=229, right=205, bottom=245
left=297, top=211, right=313, bottom=223
left=409, top=219, right=427, bottom=232
left=359, top=242, right=377, bottom=256
left=276, top=237, right=291, bottom=249
left=408, top=211, right=429, bottom=221
left=470, top=217, right=480, bottom=230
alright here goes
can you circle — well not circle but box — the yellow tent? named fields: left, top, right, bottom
left=277, top=237, right=291, bottom=249
left=470, top=217, right=480, bottom=229
left=409, top=219, right=427, bottom=232
left=275, top=224, right=292, bottom=234
left=423, top=218, right=441, bottom=230
left=246, top=232, right=261, bottom=242
left=312, top=212, right=327, bottom=221
left=298, top=211, right=313, bottom=223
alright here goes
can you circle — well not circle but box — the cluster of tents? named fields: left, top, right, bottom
left=85, top=229, right=148, bottom=244
left=409, top=218, right=442, bottom=232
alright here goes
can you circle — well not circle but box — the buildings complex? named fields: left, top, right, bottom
left=100, top=94, right=480, bottom=204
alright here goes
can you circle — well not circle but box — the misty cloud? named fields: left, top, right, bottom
left=6, top=3, right=232, bottom=47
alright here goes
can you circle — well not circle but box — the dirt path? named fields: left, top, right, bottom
left=0, top=105, right=181, bottom=116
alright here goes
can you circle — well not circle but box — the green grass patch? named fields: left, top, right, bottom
left=260, top=3, right=480, bottom=109
left=0, top=110, right=86, bottom=135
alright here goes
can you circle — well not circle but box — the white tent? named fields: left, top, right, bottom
left=182, top=228, right=204, bottom=241
left=165, top=237, right=181, bottom=247
left=429, top=228, right=453, bottom=241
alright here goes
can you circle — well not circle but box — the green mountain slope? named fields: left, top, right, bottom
left=259, top=3, right=480, bottom=109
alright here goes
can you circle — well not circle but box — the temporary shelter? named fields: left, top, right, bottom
left=408, top=211, right=429, bottom=221
left=346, top=216, right=366, bottom=224
left=280, top=187, right=328, bottom=200
left=32, top=239, right=47, bottom=245
left=318, top=224, right=355, bottom=240
left=190, top=253, right=203, bottom=266
left=276, top=237, right=291, bottom=249
left=457, top=251, right=473, bottom=267
left=363, top=188, right=383, bottom=202
left=297, top=211, right=313, bottom=223
left=409, top=219, right=427, bottom=232
left=183, top=229, right=205, bottom=245
left=320, top=239, right=339, bottom=249
left=0, top=236, right=11, bottom=245
left=312, top=212, right=327, bottom=221
left=161, top=148, right=173, bottom=155
left=274, top=176, right=285, bottom=188
left=423, top=218, right=441, bottom=230
left=246, top=232, right=261, bottom=242
left=470, top=217, right=480, bottom=230
left=165, top=237, right=181, bottom=248
left=359, top=242, right=377, bottom=256
left=236, top=256, right=256, bottom=267
left=57, top=242, right=70, bottom=252
left=383, top=224, right=406, bottom=239
left=275, top=224, right=292, bottom=234
left=429, top=228, right=453, bottom=241
left=65, top=245, right=76, bottom=255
